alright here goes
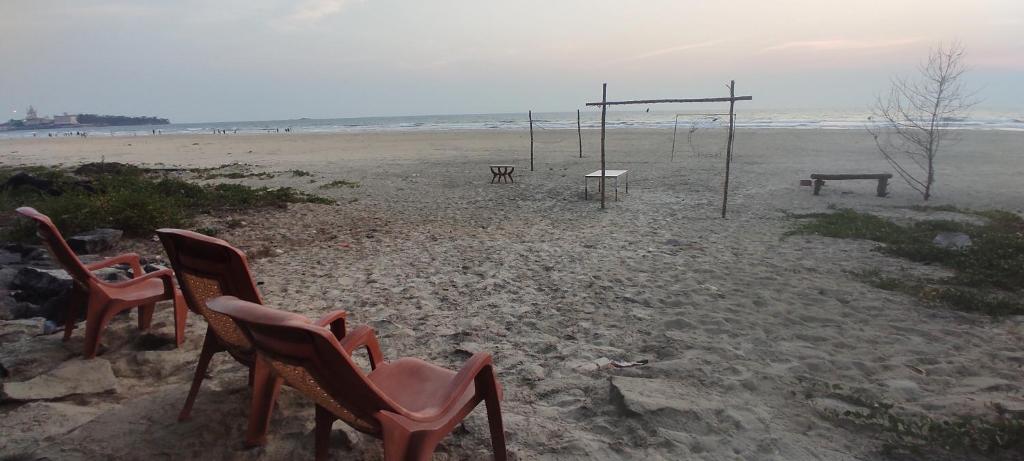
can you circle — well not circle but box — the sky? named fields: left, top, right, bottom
left=1, top=0, right=1022, bottom=123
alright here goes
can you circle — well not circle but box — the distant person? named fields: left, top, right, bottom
left=152, top=129, right=156, bottom=135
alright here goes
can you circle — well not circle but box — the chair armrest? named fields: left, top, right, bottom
left=104, top=268, right=175, bottom=292
left=337, top=325, right=384, bottom=370
left=85, top=253, right=144, bottom=278
left=405, top=352, right=496, bottom=421
left=314, top=310, right=348, bottom=340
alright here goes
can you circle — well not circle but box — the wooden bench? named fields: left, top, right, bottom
left=810, top=173, right=893, bottom=197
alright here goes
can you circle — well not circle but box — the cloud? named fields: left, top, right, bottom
left=763, top=38, right=923, bottom=52
left=610, top=40, right=720, bottom=64
left=282, top=0, right=362, bottom=26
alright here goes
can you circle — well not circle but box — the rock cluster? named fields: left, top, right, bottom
left=0, top=231, right=133, bottom=325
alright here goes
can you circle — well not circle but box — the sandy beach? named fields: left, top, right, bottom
left=2, top=128, right=1023, bottom=460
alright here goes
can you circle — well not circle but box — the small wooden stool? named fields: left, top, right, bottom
left=490, top=165, right=515, bottom=184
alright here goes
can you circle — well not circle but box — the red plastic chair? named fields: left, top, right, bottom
left=157, top=228, right=323, bottom=445
left=15, top=207, right=186, bottom=358
left=208, top=295, right=507, bottom=461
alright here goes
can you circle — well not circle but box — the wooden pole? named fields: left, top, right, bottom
left=670, top=114, right=679, bottom=162
left=529, top=110, right=534, bottom=171
left=600, top=83, right=607, bottom=209
left=577, top=109, right=583, bottom=158
left=721, top=80, right=736, bottom=218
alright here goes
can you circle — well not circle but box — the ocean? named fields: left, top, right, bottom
left=2, top=109, right=1022, bottom=139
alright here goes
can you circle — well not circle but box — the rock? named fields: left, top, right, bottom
left=933, top=232, right=971, bottom=250
left=94, top=266, right=132, bottom=282
left=143, top=263, right=168, bottom=274
left=2, top=243, right=47, bottom=262
left=1, top=301, right=40, bottom=320
left=38, top=293, right=75, bottom=322
left=1, top=358, right=119, bottom=401
left=609, top=376, right=718, bottom=415
left=0, top=318, right=47, bottom=343
left=0, top=266, right=19, bottom=288
left=11, top=267, right=73, bottom=304
left=67, top=228, right=123, bottom=254
left=0, top=401, right=106, bottom=454
left=0, top=249, right=20, bottom=265
left=42, top=320, right=61, bottom=335
left=10, top=267, right=79, bottom=322
left=0, top=289, right=15, bottom=320
left=664, top=239, right=684, bottom=247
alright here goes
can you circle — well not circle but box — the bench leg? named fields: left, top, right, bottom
left=876, top=178, right=888, bottom=197
left=813, top=179, right=824, bottom=195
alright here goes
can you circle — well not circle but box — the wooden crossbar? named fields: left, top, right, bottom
left=810, top=173, right=892, bottom=180
left=585, top=96, right=752, bottom=106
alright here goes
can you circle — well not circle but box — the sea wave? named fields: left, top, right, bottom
left=2, top=110, right=1021, bottom=139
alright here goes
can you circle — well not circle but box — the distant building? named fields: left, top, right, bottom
left=23, top=105, right=53, bottom=127
left=54, top=112, right=78, bottom=125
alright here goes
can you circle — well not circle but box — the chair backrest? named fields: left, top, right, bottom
left=208, top=296, right=395, bottom=434
left=156, top=229, right=263, bottom=352
left=15, top=207, right=93, bottom=286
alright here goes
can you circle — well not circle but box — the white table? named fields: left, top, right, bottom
left=584, top=170, right=628, bottom=201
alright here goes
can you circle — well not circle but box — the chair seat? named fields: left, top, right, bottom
left=103, top=278, right=170, bottom=304
left=368, top=358, right=475, bottom=415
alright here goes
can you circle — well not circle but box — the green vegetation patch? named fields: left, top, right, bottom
left=1, top=162, right=333, bottom=240
left=804, top=381, right=1024, bottom=459
left=790, top=208, right=1024, bottom=315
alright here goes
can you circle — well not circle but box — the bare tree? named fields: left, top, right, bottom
left=868, top=42, right=978, bottom=200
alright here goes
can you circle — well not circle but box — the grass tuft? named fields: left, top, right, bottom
left=1, top=163, right=334, bottom=239
left=805, top=380, right=1024, bottom=459
left=319, top=180, right=360, bottom=189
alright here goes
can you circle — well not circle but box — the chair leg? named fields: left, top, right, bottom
left=138, top=303, right=155, bottom=330
left=245, top=358, right=282, bottom=447
left=378, top=412, right=443, bottom=461
left=478, top=370, right=508, bottom=461
left=82, top=300, right=114, bottom=359
left=179, top=329, right=219, bottom=421
left=172, top=289, right=187, bottom=347
left=63, top=287, right=88, bottom=341
left=315, top=405, right=337, bottom=461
